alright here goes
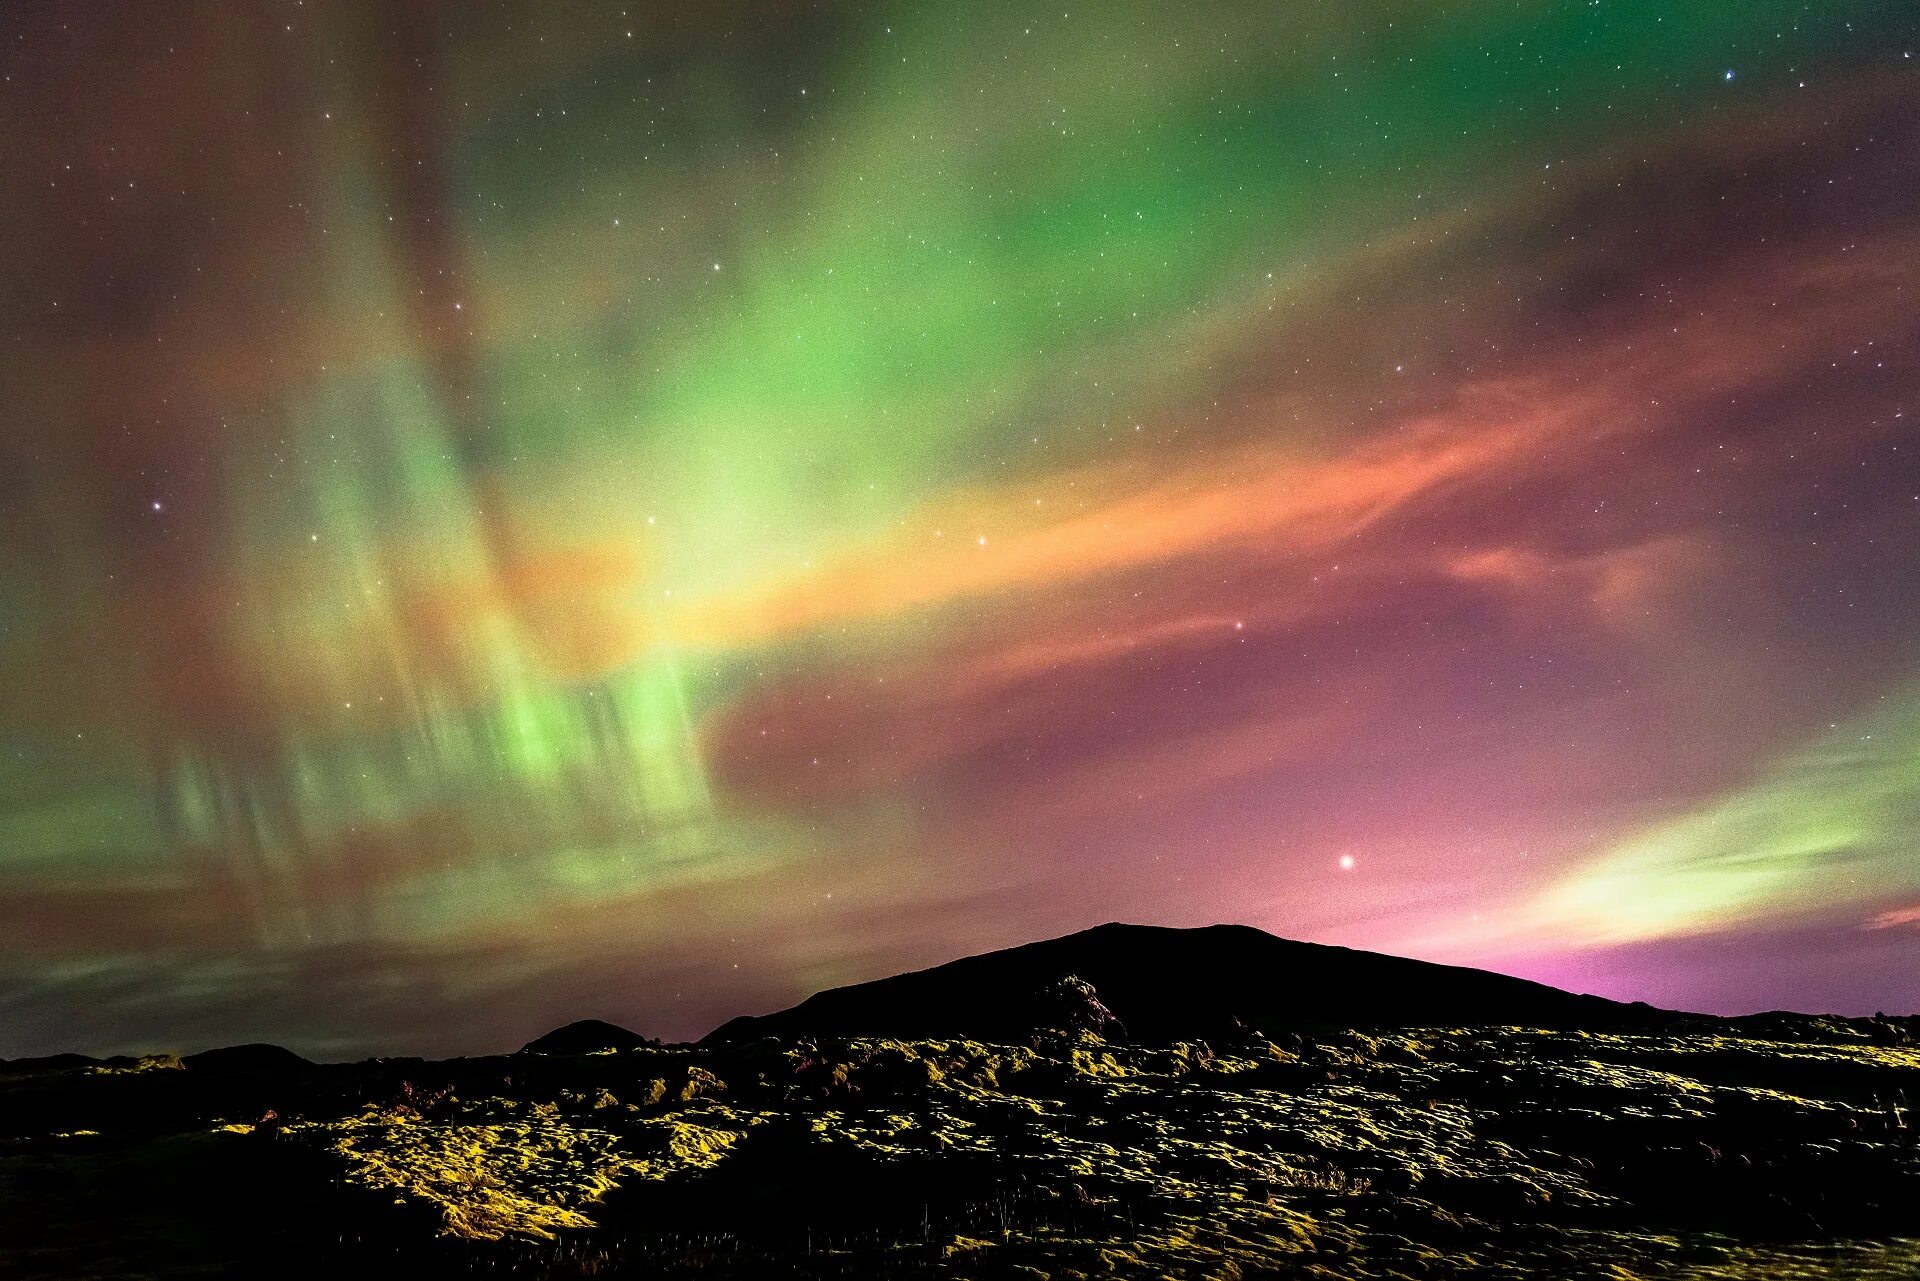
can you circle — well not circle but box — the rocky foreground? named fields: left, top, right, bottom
left=4, top=1016, right=1919, bottom=1279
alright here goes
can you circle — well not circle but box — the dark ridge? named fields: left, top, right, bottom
left=181, top=1043, right=313, bottom=1075
left=702, top=921, right=1670, bottom=1044
left=0, top=1052, right=105, bottom=1076
left=520, top=1018, right=656, bottom=1055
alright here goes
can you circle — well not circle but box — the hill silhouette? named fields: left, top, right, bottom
left=520, top=1019, right=656, bottom=1055
left=181, top=1043, right=313, bottom=1075
left=703, top=921, right=1663, bottom=1043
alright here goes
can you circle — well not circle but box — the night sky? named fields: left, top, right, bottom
left=2, top=1, right=1917, bottom=1059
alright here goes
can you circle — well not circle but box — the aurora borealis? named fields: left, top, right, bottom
left=1, top=0, right=1917, bottom=1059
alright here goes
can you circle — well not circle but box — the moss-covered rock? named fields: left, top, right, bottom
left=5, top=1026, right=1918, bottom=1276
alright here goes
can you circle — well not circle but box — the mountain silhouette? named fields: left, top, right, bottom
left=702, top=922, right=1665, bottom=1043
left=520, top=1019, right=656, bottom=1054
left=181, top=1043, right=313, bottom=1074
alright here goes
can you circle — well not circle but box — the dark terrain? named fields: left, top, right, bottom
left=3, top=924, right=1917, bottom=1279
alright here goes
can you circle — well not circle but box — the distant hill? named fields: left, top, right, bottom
left=520, top=1019, right=655, bottom=1055
left=182, top=1043, right=313, bottom=1075
left=702, top=922, right=1666, bottom=1044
